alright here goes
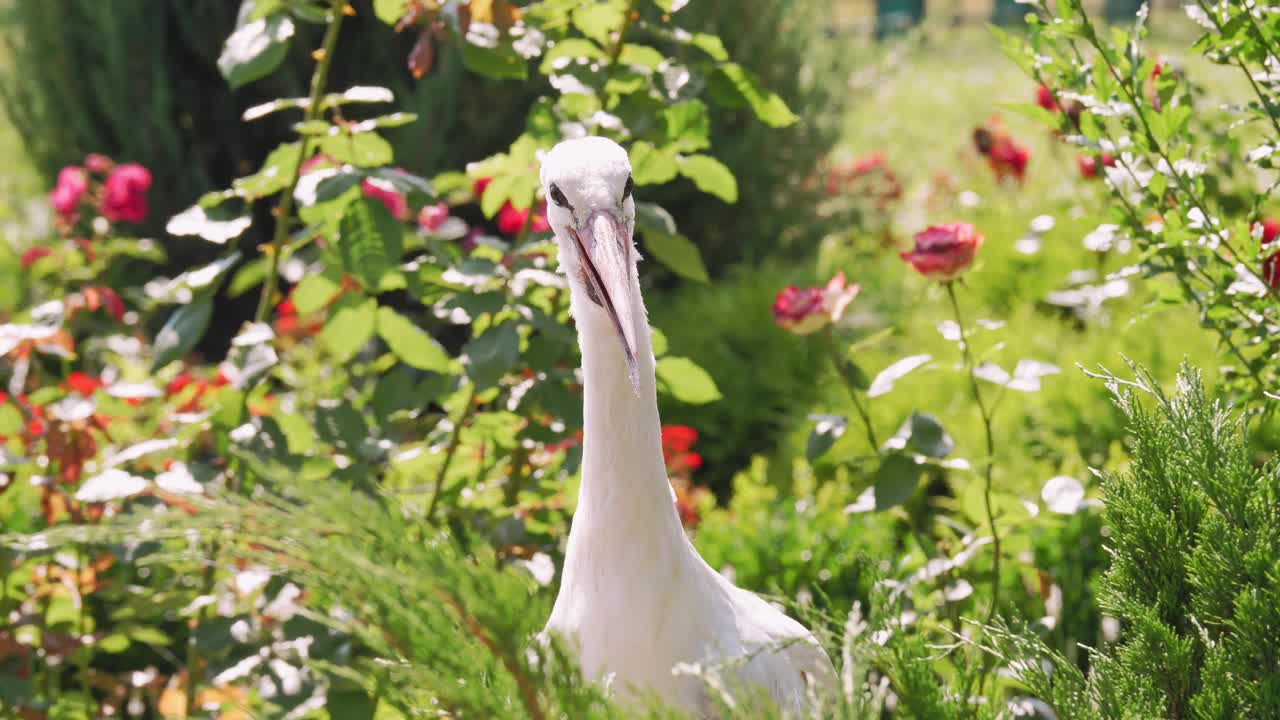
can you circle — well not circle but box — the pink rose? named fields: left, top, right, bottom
left=900, top=222, right=984, bottom=281
left=418, top=202, right=450, bottom=232
left=360, top=178, right=408, bottom=221
left=101, top=164, right=152, bottom=224
left=771, top=272, right=860, bottom=335
left=49, top=166, right=88, bottom=217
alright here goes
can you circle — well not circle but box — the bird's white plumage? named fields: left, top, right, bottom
left=540, top=137, right=834, bottom=716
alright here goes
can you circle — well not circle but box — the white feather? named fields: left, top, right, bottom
left=540, top=137, right=834, bottom=715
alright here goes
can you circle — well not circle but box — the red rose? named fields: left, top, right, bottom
left=166, top=374, right=196, bottom=397
left=1078, top=155, right=1099, bottom=179
left=901, top=222, right=984, bottom=281
left=50, top=166, right=88, bottom=217
left=496, top=201, right=550, bottom=236
left=987, top=137, right=1029, bottom=183
left=474, top=177, right=493, bottom=197
left=418, top=202, right=450, bottom=232
left=21, top=247, right=52, bottom=269
left=661, top=425, right=698, bottom=454
left=1036, top=84, right=1058, bottom=112
left=64, top=372, right=103, bottom=396
left=101, top=163, right=152, bottom=224
left=1078, top=153, right=1116, bottom=180
left=82, top=286, right=126, bottom=322
left=974, top=121, right=1030, bottom=184
left=771, top=272, right=860, bottom=335
left=1257, top=218, right=1279, bottom=289
left=361, top=178, right=408, bottom=221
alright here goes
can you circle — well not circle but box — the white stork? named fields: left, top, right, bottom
left=539, top=136, right=834, bottom=716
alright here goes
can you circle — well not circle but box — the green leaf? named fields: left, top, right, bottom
left=319, top=85, right=395, bottom=110
left=572, top=1, right=626, bottom=46
left=321, top=296, right=377, bottom=362
left=708, top=63, right=799, bottom=128
left=690, top=33, right=728, bottom=61
left=464, top=322, right=520, bottom=389
left=218, top=15, right=295, bottom=90
left=292, top=274, right=341, bottom=314
left=126, top=626, right=173, bottom=646
left=539, top=38, right=606, bottom=74
left=480, top=173, right=520, bottom=218
left=96, top=633, right=131, bottom=653
left=650, top=326, right=669, bottom=357
left=663, top=100, right=711, bottom=152
left=338, top=198, right=404, bottom=291
left=228, top=256, right=269, bottom=298
left=642, top=232, right=709, bottom=283
left=373, top=0, right=413, bottom=24
left=677, top=154, right=738, bottom=203
left=377, top=307, right=450, bottom=372
left=874, top=453, right=923, bottom=509
left=656, top=356, right=721, bottom=404
left=0, top=403, right=23, bottom=435
left=635, top=201, right=678, bottom=236
left=166, top=204, right=252, bottom=245
left=629, top=142, right=679, bottom=185
left=905, top=412, right=953, bottom=458
left=248, top=0, right=289, bottom=21
left=316, top=401, right=370, bottom=452
left=233, top=142, right=302, bottom=200
left=320, top=132, right=394, bottom=167
left=605, top=69, right=648, bottom=95
left=618, top=44, right=665, bottom=70
left=151, top=297, right=214, bottom=372
left=463, top=43, right=528, bottom=80
left=806, top=415, right=846, bottom=461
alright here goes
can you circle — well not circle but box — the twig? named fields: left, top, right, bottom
left=825, top=336, right=879, bottom=451
left=425, top=385, right=478, bottom=525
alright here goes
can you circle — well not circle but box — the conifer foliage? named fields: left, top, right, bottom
left=991, top=363, right=1280, bottom=719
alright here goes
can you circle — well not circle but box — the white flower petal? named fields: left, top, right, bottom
left=75, top=469, right=149, bottom=503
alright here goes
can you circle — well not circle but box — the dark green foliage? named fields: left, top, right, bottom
left=0, top=0, right=537, bottom=257
left=997, top=363, right=1280, bottom=719
left=0, top=0, right=852, bottom=275
left=640, top=0, right=859, bottom=271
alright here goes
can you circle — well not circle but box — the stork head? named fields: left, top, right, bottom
left=540, top=137, right=640, bottom=392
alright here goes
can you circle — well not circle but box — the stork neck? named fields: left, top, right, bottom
left=574, top=291, right=685, bottom=542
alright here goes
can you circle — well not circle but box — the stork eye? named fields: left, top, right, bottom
left=549, top=184, right=570, bottom=208
left=622, top=174, right=634, bottom=200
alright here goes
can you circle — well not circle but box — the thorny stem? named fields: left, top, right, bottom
left=425, top=385, right=478, bottom=525
left=943, top=284, right=999, bottom=624
left=825, top=337, right=879, bottom=451
left=254, top=0, right=349, bottom=324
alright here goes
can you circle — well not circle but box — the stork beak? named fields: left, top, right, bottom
left=570, top=209, right=640, bottom=395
